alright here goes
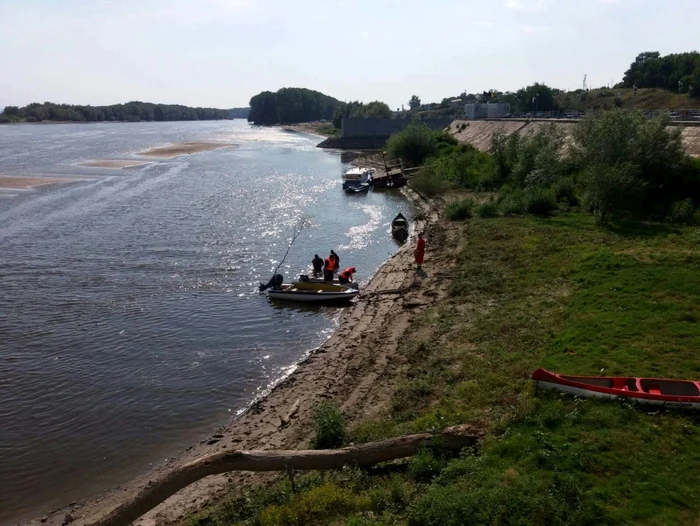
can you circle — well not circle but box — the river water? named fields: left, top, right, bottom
left=0, top=121, right=413, bottom=524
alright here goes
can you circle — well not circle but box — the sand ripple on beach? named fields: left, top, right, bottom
left=78, top=160, right=151, bottom=169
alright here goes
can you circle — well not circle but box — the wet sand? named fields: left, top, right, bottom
left=78, top=160, right=151, bottom=169
left=0, top=176, right=82, bottom=189
left=136, top=142, right=233, bottom=159
left=24, top=185, right=454, bottom=526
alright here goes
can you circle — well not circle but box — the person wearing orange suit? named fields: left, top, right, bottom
left=414, top=232, right=426, bottom=271
left=323, top=255, right=335, bottom=281
left=338, top=266, right=356, bottom=285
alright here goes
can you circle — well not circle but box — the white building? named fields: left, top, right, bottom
left=464, top=102, right=511, bottom=119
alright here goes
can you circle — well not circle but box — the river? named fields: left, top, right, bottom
left=0, top=120, right=413, bottom=524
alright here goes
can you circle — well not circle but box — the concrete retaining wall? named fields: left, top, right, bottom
left=341, top=118, right=453, bottom=138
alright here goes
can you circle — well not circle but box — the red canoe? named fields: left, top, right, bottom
left=531, top=368, right=700, bottom=410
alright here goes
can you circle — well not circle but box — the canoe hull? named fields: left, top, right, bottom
left=532, top=368, right=700, bottom=410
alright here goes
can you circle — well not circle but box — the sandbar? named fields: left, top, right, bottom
left=78, top=160, right=150, bottom=169
left=0, top=176, right=82, bottom=189
left=136, top=142, right=232, bottom=159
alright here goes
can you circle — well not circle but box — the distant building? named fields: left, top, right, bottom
left=449, top=98, right=464, bottom=108
left=464, top=102, right=511, bottom=119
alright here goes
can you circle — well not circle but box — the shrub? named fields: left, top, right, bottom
left=445, top=198, right=475, bottom=220
left=312, top=401, right=346, bottom=449
left=426, top=143, right=495, bottom=189
left=571, top=109, right=689, bottom=211
left=410, top=167, right=452, bottom=197
left=580, top=163, right=644, bottom=225
left=498, top=188, right=527, bottom=215
left=669, top=198, right=695, bottom=224
left=408, top=449, right=449, bottom=483
left=476, top=202, right=499, bottom=218
left=525, top=187, right=557, bottom=216
left=386, top=122, right=440, bottom=166
left=553, top=176, right=579, bottom=206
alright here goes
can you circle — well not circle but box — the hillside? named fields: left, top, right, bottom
left=555, top=88, right=700, bottom=112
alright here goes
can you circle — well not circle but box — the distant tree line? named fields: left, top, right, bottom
left=622, top=51, right=700, bottom=96
left=331, top=101, right=392, bottom=128
left=248, top=88, right=341, bottom=125
left=0, top=101, right=232, bottom=123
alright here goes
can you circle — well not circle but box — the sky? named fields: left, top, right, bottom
left=1, top=0, right=699, bottom=110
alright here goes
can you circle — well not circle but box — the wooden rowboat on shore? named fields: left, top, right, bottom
left=531, top=368, right=700, bottom=410
left=391, top=213, right=409, bottom=242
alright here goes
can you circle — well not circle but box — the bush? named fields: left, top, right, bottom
left=476, top=202, right=499, bottom=218
left=312, top=401, right=346, bottom=449
left=445, top=198, right=475, bottom=220
left=525, top=188, right=558, bottom=216
left=410, top=167, right=452, bottom=197
left=669, top=198, right=695, bottom=224
left=498, top=188, right=527, bottom=215
left=408, top=449, right=449, bottom=483
left=580, top=163, right=644, bottom=225
left=571, top=109, right=689, bottom=212
left=553, top=176, right=579, bottom=206
left=426, top=143, right=495, bottom=189
left=386, top=122, right=440, bottom=166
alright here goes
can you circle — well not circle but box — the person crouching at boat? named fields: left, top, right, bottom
left=259, top=274, right=283, bottom=292
left=338, top=267, right=356, bottom=285
left=312, top=254, right=323, bottom=277
left=323, top=255, right=335, bottom=282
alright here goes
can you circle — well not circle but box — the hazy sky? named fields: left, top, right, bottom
left=1, top=0, right=698, bottom=110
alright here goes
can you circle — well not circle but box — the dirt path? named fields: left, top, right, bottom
left=26, top=189, right=452, bottom=526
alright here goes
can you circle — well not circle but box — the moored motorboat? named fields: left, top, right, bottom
left=531, top=368, right=700, bottom=410
left=391, top=213, right=409, bottom=242
left=344, top=183, right=370, bottom=194
left=342, top=167, right=373, bottom=191
left=266, top=281, right=359, bottom=303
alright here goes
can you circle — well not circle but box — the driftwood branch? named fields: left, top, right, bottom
left=91, top=425, right=481, bottom=526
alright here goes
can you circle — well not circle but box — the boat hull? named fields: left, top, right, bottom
left=532, top=368, right=700, bottom=410
left=266, top=282, right=359, bottom=303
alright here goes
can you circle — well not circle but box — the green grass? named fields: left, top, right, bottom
left=187, top=213, right=700, bottom=526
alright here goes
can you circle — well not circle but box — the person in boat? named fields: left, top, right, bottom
left=414, top=232, right=426, bottom=271
left=312, top=254, right=323, bottom=276
left=259, top=273, right=283, bottom=292
left=323, top=255, right=335, bottom=282
left=338, top=266, right=356, bottom=285
left=330, top=250, right=339, bottom=270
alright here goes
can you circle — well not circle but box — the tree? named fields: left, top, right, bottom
left=572, top=109, right=692, bottom=219
left=409, top=95, right=421, bottom=110
left=515, top=83, right=555, bottom=113
left=386, top=121, right=439, bottom=166
left=249, top=88, right=342, bottom=125
left=3, top=106, right=19, bottom=116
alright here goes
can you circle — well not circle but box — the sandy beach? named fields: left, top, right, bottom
left=24, top=183, right=454, bottom=526
left=136, top=142, right=233, bottom=159
left=0, top=176, right=82, bottom=189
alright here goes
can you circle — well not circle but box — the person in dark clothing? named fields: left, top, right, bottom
left=323, top=256, right=335, bottom=281
left=312, top=254, right=323, bottom=276
left=338, top=266, right=356, bottom=284
left=259, top=273, right=283, bottom=292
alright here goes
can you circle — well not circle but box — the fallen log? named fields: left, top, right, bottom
left=91, top=425, right=481, bottom=526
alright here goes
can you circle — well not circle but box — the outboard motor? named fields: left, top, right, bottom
left=259, top=274, right=283, bottom=292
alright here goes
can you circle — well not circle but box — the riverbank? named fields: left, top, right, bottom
left=25, top=186, right=447, bottom=526
left=278, top=122, right=338, bottom=138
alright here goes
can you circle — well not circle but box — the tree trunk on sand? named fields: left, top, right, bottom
left=91, top=425, right=481, bottom=526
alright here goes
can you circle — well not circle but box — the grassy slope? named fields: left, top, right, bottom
left=188, top=213, right=700, bottom=526
left=555, top=88, right=699, bottom=112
